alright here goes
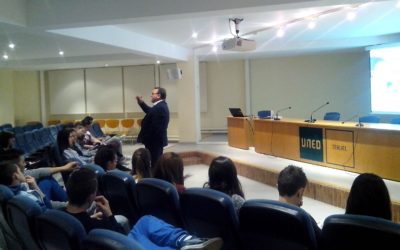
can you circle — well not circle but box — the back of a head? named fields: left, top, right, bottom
left=81, top=116, right=93, bottom=127
left=66, top=168, right=97, bottom=206
left=131, top=148, right=152, bottom=178
left=346, top=173, right=392, bottom=220
left=277, top=165, right=308, bottom=197
left=94, top=146, right=117, bottom=171
left=153, top=152, right=183, bottom=185
left=0, top=131, right=15, bottom=148
left=0, top=148, right=24, bottom=168
left=207, top=156, right=244, bottom=197
left=0, top=163, right=18, bottom=186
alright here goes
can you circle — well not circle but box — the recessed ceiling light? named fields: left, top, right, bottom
left=104, top=64, right=109, bottom=67
left=346, top=11, right=356, bottom=20
left=8, top=43, right=15, bottom=49
left=192, top=32, right=198, bottom=38
left=156, top=60, right=160, bottom=64
left=59, top=51, right=64, bottom=56
left=3, top=54, right=8, bottom=60
left=212, top=45, right=218, bottom=52
left=308, top=21, right=316, bottom=29
left=276, top=28, right=285, bottom=37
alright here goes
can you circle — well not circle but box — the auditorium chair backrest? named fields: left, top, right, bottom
left=135, top=178, right=184, bottom=228
left=6, top=194, right=43, bottom=250
left=180, top=188, right=241, bottom=250
left=84, top=229, right=144, bottom=250
left=101, top=170, right=138, bottom=227
left=0, top=185, right=23, bottom=250
left=36, top=209, right=87, bottom=250
left=239, top=199, right=318, bottom=250
left=321, top=214, right=400, bottom=250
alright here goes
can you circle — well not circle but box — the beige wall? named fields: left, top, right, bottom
left=250, top=51, right=371, bottom=120
left=13, top=71, right=41, bottom=125
left=1, top=50, right=376, bottom=138
left=201, top=60, right=245, bottom=130
left=0, top=70, right=15, bottom=125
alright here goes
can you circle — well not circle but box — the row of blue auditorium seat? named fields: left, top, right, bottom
left=2, top=176, right=399, bottom=250
left=0, top=123, right=44, bottom=134
left=0, top=184, right=143, bottom=250
left=77, top=168, right=400, bottom=250
left=13, top=124, right=63, bottom=157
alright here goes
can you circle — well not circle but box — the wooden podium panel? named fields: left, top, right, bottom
left=253, top=119, right=272, bottom=154
left=325, top=129, right=354, bottom=168
left=227, top=117, right=253, bottom=150
left=252, top=118, right=400, bottom=181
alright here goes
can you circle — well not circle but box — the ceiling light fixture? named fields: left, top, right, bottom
left=192, top=32, right=198, bottom=38
left=59, top=50, right=64, bottom=56
left=308, top=21, right=316, bottom=29
left=8, top=43, right=15, bottom=49
left=346, top=11, right=356, bottom=20
left=3, top=54, right=8, bottom=60
left=156, top=60, right=160, bottom=64
left=212, top=45, right=218, bottom=52
left=276, top=27, right=285, bottom=37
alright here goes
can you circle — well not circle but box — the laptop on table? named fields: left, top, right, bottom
left=229, top=108, right=246, bottom=117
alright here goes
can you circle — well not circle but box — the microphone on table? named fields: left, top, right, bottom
left=274, top=106, right=292, bottom=120
left=305, top=101, right=329, bottom=123
left=341, top=114, right=358, bottom=124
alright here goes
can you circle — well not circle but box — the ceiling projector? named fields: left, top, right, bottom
left=222, top=37, right=256, bottom=51
left=221, top=18, right=256, bottom=51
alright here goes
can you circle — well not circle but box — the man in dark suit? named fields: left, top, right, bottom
left=136, top=87, right=169, bottom=166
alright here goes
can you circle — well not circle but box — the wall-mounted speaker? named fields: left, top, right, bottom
left=167, top=68, right=183, bottom=80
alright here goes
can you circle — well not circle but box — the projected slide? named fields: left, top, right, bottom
left=370, top=46, right=400, bottom=113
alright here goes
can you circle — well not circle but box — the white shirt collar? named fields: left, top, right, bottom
left=153, top=99, right=163, bottom=106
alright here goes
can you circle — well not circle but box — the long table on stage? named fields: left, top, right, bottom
left=228, top=117, right=400, bottom=182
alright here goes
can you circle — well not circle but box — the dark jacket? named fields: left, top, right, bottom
left=137, top=100, right=169, bottom=147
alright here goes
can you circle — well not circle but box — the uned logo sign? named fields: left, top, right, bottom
left=299, top=127, right=323, bottom=162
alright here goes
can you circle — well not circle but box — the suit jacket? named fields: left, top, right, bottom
left=137, top=100, right=169, bottom=147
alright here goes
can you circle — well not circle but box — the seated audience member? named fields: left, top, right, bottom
left=57, top=127, right=93, bottom=166
left=131, top=148, right=152, bottom=181
left=74, top=122, right=97, bottom=157
left=152, top=152, right=185, bottom=193
left=277, top=165, right=321, bottom=241
left=0, top=163, right=51, bottom=210
left=81, top=116, right=126, bottom=162
left=0, top=131, right=15, bottom=153
left=203, top=156, right=245, bottom=213
left=346, top=173, right=392, bottom=220
left=65, top=168, right=222, bottom=250
left=0, top=148, right=77, bottom=205
left=94, top=146, right=129, bottom=172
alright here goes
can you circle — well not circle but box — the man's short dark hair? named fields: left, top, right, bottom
left=0, top=131, right=15, bottom=148
left=0, top=148, right=24, bottom=161
left=66, top=168, right=97, bottom=206
left=81, top=116, right=94, bottom=126
left=0, top=163, right=18, bottom=186
left=277, top=165, right=308, bottom=197
left=94, top=146, right=116, bottom=171
left=154, top=87, right=166, bottom=100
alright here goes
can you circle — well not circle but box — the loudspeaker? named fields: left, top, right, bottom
left=167, top=68, right=183, bottom=80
